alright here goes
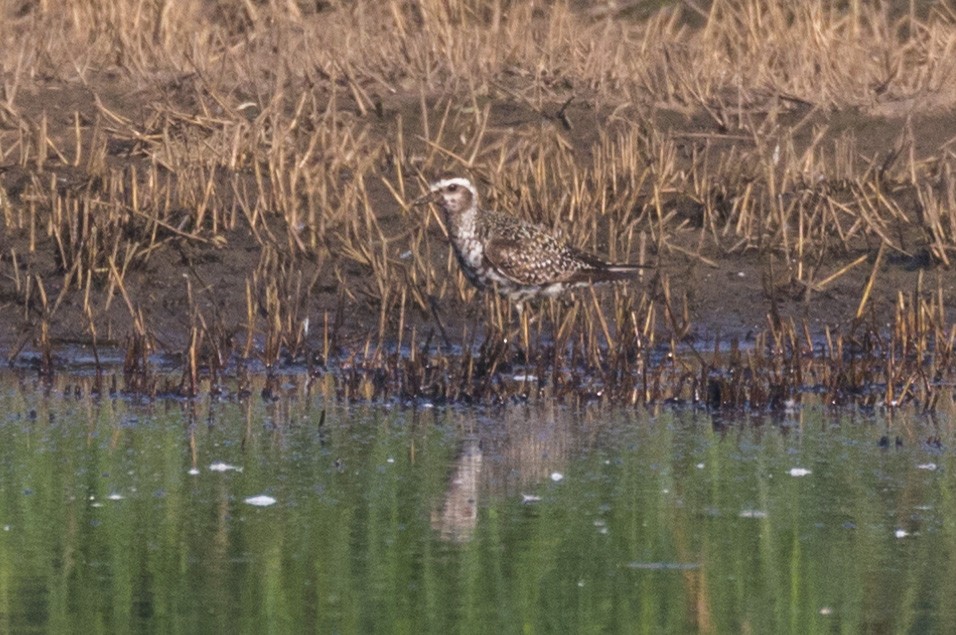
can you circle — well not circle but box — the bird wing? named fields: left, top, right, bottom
left=482, top=237, right=535, bottom=285
left=483, top=232, right=574, bottom=286
left=565, top=246, right=610, bottom=270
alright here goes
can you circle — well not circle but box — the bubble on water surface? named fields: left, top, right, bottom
left=244, top=495, right=277, bottom=507
left=209, top=462, right=242, bottom=472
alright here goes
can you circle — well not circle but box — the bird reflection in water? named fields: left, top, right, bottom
left=431, top=437, right=482, bottom=543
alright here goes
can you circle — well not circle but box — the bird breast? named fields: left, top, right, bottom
left=453, top=235, right=484, bottom=271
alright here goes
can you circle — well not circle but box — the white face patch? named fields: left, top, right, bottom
left=429, top=177, right=477, bottom=199
left=427, top=177, right=478, bottom=215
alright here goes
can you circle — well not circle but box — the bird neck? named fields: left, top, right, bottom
left=444, top=204, right=479, bottom=239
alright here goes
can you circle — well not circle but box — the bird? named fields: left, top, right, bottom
left=417, top=177, right=647, bottom=308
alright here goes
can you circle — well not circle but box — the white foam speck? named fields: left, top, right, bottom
left=209, top=462, right=242, bottom=473
left=244, top=495, right=277, bottom=507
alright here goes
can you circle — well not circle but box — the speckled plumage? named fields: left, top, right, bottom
left=421, top=177, right=644, bottom=305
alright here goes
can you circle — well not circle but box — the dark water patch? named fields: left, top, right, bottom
left=5, top=313, right=956, bottom=412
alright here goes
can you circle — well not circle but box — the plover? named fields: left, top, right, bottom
left=417, top=177, right=646, bottom=307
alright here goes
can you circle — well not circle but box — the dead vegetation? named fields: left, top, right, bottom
left=0, top=0, right=955, bottom=407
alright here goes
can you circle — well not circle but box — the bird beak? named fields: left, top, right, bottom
left=412, top=189, right=439, bottom=207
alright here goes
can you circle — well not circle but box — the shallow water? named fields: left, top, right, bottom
left=1, top=373, right=955, bottom=633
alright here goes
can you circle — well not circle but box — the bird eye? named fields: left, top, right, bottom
left=447, top=184, right=457, bottom=192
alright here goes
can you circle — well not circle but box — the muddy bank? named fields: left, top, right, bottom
left=2, top=81, right=954, bottom=362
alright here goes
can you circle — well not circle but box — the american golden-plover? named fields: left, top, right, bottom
left=418, top=177, right=646, bottom=307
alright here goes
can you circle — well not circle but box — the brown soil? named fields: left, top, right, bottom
left=1, top=75, right=954, bottom=362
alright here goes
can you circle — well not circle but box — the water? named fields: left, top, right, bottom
left=0, top=373, right=954, bottom=633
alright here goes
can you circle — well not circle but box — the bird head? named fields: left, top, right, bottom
left=414, top=177, right=477, bottom=215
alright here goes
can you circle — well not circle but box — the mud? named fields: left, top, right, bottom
left=1, top=74, right=954, bottom=361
